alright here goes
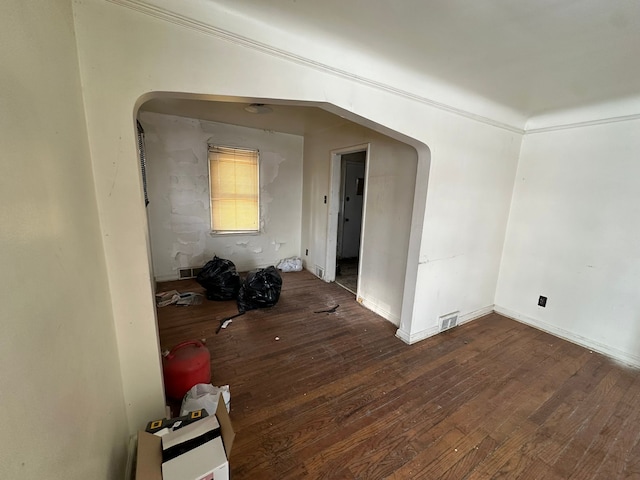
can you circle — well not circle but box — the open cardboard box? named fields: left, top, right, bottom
left=136, top=393, right=235, bottom=480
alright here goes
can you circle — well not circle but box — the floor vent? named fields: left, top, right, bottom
left=439, top=312, right=459, bottom=332
left=178, top=267, right=202, bottom=279
left=315, top=266, right=325, bottom=279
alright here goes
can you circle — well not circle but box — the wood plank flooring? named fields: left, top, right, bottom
left=156, top=270, right=640, bottom=479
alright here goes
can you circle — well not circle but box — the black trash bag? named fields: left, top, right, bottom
left=196, top=256, right=241, bottom=301
left=237, top=266, right=282, bottom=312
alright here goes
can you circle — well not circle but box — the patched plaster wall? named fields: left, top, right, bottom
left=139, top=111, right=304, bottom=278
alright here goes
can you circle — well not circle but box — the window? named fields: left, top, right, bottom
left=208, top=145, right=259, bottom=233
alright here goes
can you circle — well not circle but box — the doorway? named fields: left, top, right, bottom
left=336, top=151, right=366, bottom=294
left=325, top=144, right=369, bottom=289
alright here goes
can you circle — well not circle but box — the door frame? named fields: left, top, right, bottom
left=325, top=143, right=370, bottom=284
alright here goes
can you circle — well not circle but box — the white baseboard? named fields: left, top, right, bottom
left=358, top=296, right=401, bottom=326
left=155, top=262, right=278, bottom=284
left=494, top=305, right=640, bottom=369
left=125, top=433, right=137, bottom=480
left=395, top=305, right=494, bottom=345
left=395, top=325, right=439, bottom=344
left=460, top=305, right=495, bottom=326
left=155, top=273, right=179, bottom=282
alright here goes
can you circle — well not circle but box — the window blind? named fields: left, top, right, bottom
left=208, top=145, right=259, bottom=232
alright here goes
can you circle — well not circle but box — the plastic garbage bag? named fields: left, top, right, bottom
left=180, top=383, right=231, bottom=416
left=276, top=256, right=303, bottom=272
left=237, top=266, right=282, bottom=312
left=196, top=256, right=241, bottom=301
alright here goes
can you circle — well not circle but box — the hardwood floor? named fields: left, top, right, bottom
left=336, top=257, right=358, bottom=294
left=156, top=270, right=640, bottom=479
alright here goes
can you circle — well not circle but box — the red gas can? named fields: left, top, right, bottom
left=162, top=340, right=211, bottom=399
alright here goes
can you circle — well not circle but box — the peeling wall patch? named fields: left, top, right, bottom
left=141, top=111, right=303, bottom=280
left=271, top=240, right=286, bottom=252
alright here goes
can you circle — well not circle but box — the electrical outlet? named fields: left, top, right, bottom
left=305, top=249, right=308, bottom=256
left=538, top=296, right=547, bottom=307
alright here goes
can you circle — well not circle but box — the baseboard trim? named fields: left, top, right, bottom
left=358, top=296, right=401, bottom=327
left=125, top=433, right=137, bottom=480
left=494, top=305, right=640, bottom=369
left=395, top=325, right=440, bottom=345
left=155, top=274, right=180, bottom=282
left=459, top=305, right=495, bottom=326
left=396, top=305, right=494, bottom=345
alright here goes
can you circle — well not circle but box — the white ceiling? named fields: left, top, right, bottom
left=140, top=98, right=349, bottom=136
left=208, top=0, right=640, bottom=117
left=138, top=0, right=640, bottom=131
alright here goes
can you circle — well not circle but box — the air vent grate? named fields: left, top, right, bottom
left=178, top=267, right=204, bottom=279
left=439, top=312, right=459, bottom=332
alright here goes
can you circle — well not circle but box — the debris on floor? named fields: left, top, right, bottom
left=215, top=266, right=284, bottom=334
left=314, top=304, right=339, bottom=314
left=197, top=255, right=241, bottom=301
left=175, top=292, right=204, bottom=306
left=215, top=312, right=245, bottom=334
left=237, top=266, right=283, bottom=312
left=276, top=256, right=303, bottom=272
left=156, top=290, right=204, bottom=307
left=156, top=290, right=180, bottom=307
left=180, top=383, right=231, bottom=416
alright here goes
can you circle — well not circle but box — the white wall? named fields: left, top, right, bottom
left=302, top=124, right=417, bottom=325
left=71, top=0, right=522, bottom=430
left=496, top=118, right=640, bottom=366
left=139, top=111, right=304, bottom=278
left=0, top=1, right=128, bottom=478
left=403, top=120, right=521, bottom=342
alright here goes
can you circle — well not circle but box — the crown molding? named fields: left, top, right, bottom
left=525, top=112, right=640, bottom=135
left=107, top=0, right=640, bottom=136
left=106, top=0, right=525, bottom=134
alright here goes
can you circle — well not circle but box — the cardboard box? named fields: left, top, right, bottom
left=162, top=416, right=226, bottom=480
left=136, top=393, right=235, bottom=480
left=145, top=409, right=208, bottom=435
